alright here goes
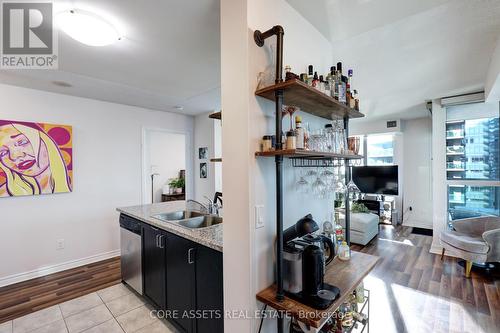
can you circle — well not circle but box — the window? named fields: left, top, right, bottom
left=366, top=134, right=394, bottom=166
left=448, top=185, right=500, bottom=220
left=446, top=102, right=500, bottom=220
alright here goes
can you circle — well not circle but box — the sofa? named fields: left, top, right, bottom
left=339, top=212, right=379, bottom=245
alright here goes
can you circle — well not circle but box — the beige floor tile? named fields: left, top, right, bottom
left=134, top=320, right=178, bottom=333
left=29, top=320, right=67, bottom=333
left=80, top=319, right=123, bottom=333
left=13, top=306, right=63, bottom=333
left=105, top=293, right=145, bottom=317
left=60, top=293, right=103, bottom=318
left=0, top=321, right=12, bottom=333
left=64, top=304, right=113, bottom=333
left=96, top=284, right=131, bottom=303
left=115, top=306, right=157, bottom=333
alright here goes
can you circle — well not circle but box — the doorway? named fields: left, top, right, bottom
left=142, top=128, right=189, bottom=204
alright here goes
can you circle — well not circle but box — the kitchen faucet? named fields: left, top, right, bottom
left=204, top=193, right=222, bottom=216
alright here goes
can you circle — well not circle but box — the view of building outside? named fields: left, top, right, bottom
left=366, top=134, right=394, bottom=166
left=446, top=103, right=500, bottom=220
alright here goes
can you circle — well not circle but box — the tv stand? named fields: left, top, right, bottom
left=356, top=199, right=383, bottom=217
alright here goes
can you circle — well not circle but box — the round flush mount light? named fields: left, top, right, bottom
left=56, top=9, right=122, bottom=46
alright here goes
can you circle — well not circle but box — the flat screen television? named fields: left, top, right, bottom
left=352, top=165, right=399, bottom=195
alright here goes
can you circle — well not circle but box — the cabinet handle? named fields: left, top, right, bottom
left=159, top=235, right=165, bottom=249
left=188, top=248, right=195, bottom=264
left=155, top=234, right=160, bottom=248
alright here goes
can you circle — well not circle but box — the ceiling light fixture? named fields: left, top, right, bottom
left=57, top=9, right=122, bottom=46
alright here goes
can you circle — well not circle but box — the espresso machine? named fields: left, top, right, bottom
left=283, top=214, right=340, bottom=309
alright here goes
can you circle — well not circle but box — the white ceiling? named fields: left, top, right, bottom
left=0, top=0, right=221, bottom=115
left=287, top=0, right=500, bottom=121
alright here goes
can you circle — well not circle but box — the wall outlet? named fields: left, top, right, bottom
left=255, top=205, right=265, bottom=229
left=56, top=239, right=65, bottom=250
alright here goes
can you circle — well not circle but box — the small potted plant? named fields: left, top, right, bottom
left=168, top=178, right=185, bottom=194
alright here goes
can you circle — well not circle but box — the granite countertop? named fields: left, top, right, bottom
left=117, top=201, right=223, bottom=252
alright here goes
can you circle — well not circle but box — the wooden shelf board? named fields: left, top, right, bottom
left=209, top=111, right=222, bottom=120
left=255, top=149, right=363, bottom=160
left=210, top=158, right=222, bottom=162
left=255, top=79, right=364, bottom=120
left=256, top=251, right=380, bottom=329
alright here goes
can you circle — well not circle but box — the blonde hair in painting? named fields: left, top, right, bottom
left=0, top=124, right=71, bottom=196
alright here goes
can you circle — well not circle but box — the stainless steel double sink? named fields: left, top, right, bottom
left=152, top=210, right=222, bottom=229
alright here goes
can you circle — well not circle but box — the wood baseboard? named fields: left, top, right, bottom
left=0, top=255, right=121, bottom=324
left=0, top=250, right=120, bottom=288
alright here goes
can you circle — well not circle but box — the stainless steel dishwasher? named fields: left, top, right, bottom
left=120, top=214, right=143, bottom=295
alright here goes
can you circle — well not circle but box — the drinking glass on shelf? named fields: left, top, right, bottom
left=347, top=137, right=360, bottom=155
left=312, top=175, right=327, bottom=199
left=320, top=169, right=335, bottom=190
left=333, top=166, right=347, bottom=193
left=296, top=175, right=309, bottom=194
left=304, top=169, right=318, bottom=183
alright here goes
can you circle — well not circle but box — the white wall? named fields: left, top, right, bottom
left=221, top=0, right=334, bottom=331
left=401, top=117, right=433, bottom=228
left=486, top=36, right=500, bottom=102
left=430, top=100, right=449, bottom=254
left=193, top=112, right=216, bottom=203
left=144, top=130, right=186, bottom=204
left=0, top=83, right=194, bottom=286
left=350, top=117, right=434, bottom=228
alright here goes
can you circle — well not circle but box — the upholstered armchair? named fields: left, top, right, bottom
left=440, top=216, right=500, bottom=277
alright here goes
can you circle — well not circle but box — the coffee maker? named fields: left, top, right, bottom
left=283, top=214, right=340, bottom=309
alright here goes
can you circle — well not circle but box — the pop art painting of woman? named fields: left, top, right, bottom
left=0, top=120, right=73, bottom=197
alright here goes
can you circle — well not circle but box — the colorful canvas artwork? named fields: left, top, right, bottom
left=0, top=120, right=73, bottom=197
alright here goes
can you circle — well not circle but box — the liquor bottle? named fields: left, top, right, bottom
left=327, top=66, right=335, bottom=98
left=353, top=90, right=360, bottom=111
left=312, top=71, right=319, bottom=89
left=307, top=65, right=314, bottom=86
left=335, top=62, right=344, bottom=101
left=324, top=75, right=331, bottom=96
left=319, top=75, right=325, bottom=93
left=295, top=116, right=305, bottom=149
left=340, top=76, right=347, bottom=104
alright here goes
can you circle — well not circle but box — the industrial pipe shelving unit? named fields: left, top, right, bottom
left=253, top=26, right=365, bottom=333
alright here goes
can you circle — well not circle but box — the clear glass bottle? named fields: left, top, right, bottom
left=338, top=241, right=351, bottom=261
left=327, top=66, right=335, bottom=98
left=312, top=71, right=319, bottom=89
left=295, top=116, right=305, bottom=149
left=306, top=65, right=314, bottom=86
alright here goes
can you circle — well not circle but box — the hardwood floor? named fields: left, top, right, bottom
left=351, top=225, right=500, bottom=333
left=0, top=229, right=499, bottom=332
left=0, top=257, right=121, bottom=324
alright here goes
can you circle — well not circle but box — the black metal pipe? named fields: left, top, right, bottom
left=344, top=117, right=351, bottom=245
left=254, top=25, right=285, bottom=333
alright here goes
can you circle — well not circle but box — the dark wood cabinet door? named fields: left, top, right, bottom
left=195, top=245, right=224, bottom=333
left=142, top=225, right=166, bottom=309
left=165, top=233, right=196, bottom=333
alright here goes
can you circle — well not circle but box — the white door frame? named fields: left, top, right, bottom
left=141, top=127, right=193, bottom=205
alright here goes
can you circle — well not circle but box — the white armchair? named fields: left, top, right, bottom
left=440, top=216, right=500, bottom=277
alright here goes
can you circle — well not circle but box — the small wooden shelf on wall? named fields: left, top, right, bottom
left=255, top=79, right=364, bottom=120
left=210, top=158, right=222, bottom=162
left=208, top=111, right=222, bottom=120
left=255, top=149, right=363, bottom=160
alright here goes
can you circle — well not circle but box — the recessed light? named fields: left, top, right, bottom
left=52, top=81, right=73, bottom=88
left=174, top=106, right=184, bottom=111
left=56, top=9, right=122, bottom=46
